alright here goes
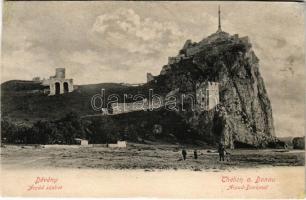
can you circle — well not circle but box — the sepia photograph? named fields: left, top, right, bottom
left=0, top=1, right=305, bottom=198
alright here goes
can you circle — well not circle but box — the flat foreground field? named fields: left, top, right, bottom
left=1, top=144, right=304, bottom=170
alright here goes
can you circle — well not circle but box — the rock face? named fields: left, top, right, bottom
left=148, top=31, right=275, bottom=148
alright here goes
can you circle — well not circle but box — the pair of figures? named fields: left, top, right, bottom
left=181, top=149, right=198, bottom=160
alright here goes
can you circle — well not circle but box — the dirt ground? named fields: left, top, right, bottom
left=1, top=144, right=304, bottom=170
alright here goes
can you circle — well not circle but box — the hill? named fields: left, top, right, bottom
left=1, top=30, right=278, bottom=148
left=1, top=81, right=150, bottom=122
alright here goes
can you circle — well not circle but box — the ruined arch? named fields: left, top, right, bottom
left=55, top=82, right=60, bottom=95
left=63, top=82, right=69, bottom=93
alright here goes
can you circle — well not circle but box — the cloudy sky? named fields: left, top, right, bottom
left=2, top=1, right=305, bottom=137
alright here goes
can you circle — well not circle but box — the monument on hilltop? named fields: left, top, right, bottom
left=42, top=68, right=74, bottom=95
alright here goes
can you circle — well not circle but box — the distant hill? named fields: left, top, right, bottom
left=1, top=80, right=47, bottom=91
left=1, top=81, right=149, bottom=122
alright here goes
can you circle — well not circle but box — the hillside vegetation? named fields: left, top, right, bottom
left=1, top=81, right=150, bottom=122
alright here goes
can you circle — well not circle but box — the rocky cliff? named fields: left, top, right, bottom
left=147, top=31, right=275, bottom=148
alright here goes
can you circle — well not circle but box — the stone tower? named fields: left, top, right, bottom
left=55, top=68, right=65, bottom=79
left=196, top=81, right=220, bottom=111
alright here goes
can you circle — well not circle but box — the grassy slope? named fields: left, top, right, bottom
left=1, top=81, right=150, bottom=122
left=1, top=80, right=204, bottom=145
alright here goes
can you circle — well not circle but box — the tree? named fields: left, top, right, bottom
left=56, top=112, right=86, bottom=144
left=88, top=116, right=120, bottom=143
left=32, top=121, right=50, bottom=144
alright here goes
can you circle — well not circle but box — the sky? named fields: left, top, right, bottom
left=1, top=1, right=305, bottom=137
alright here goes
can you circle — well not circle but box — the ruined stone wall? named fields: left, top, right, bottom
left=111, top=98, right=163, bottom=115
left=147, top=73, right=154, bottom=83
left=112, top=100, right=146, bottom=114
left=186, top=46, right=202, bottom=57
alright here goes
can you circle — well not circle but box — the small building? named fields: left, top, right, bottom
left=117, top=141, right=127, bottom=148
left=32, top=77, right=41, bottom=82
left=108, top=141, right=127, bottom=148
left=74, top=138, right=89, bottom=145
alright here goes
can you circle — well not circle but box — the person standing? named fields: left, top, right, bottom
left=194, top=150, right=198, bottom=159
left=182, top=148, right=187, bottom=160
left=218, top=143, right=226, bottom=161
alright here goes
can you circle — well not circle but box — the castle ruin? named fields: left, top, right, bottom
left=164, top=6, right=249, bottom=68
